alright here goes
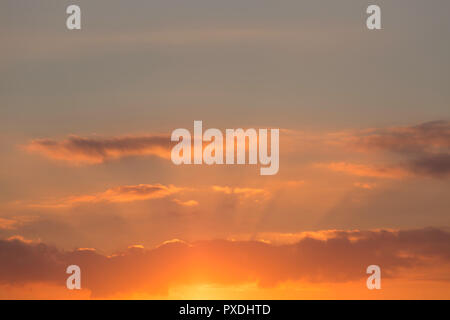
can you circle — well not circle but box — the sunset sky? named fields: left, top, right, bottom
left=1, top=0, right=449, bottom=299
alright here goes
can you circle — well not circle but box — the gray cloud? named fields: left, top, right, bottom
left=25, top=135, right=171, bottom=165
left=350, top=121, right=450, bottom=178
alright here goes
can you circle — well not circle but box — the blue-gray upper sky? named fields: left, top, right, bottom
left=1, top=0, right=449, bottom=139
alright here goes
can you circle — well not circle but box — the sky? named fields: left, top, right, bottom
left=0, top=0, right=449, bottom=299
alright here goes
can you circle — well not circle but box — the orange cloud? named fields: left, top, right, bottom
left=5, top=235, right=37, bottom=244
left=25, top=135, right=171, bottom=165
left=212, top=185, right=269, bottom=198
left=0, top=217, right=38, bottom=230
left=28, top=184, right=183, bottom=208
left=172, top=199, right=199, bottom=207
left=318, top=162, right=409, bottom=179
left=353, top=182, right=376, bottom=189
left=127, top=245, right=145, bottom=250
left=228, top=229, right=361, bottom=244
left=20, top=183, right=275, bottom=210
left=0, top=218, right=17, bottom=230
left=76, top=248, right=97, bottom=252
left=227, top=228, right=407, bottom=245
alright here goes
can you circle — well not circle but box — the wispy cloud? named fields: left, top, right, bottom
left=348, top=121, right=450, bottom=154
left=172, top=199, right=199, bottom=207
left=25, top=135, right=171, bottom=165
left=0, top=217, right=37, bottom=230
left=317, top=162, right=409, bottom=179
left=319, top=121, right=450, bottom=179
left=0, top=218, right=17, bottom=230
left=27, top=184, right=182, bottom=208
left=212, top=185, right=270, bottom=199
left=353, top=182, right=377, bottom=190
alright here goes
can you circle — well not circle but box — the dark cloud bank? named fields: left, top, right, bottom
left=1, top=228, right=449, bottom=297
